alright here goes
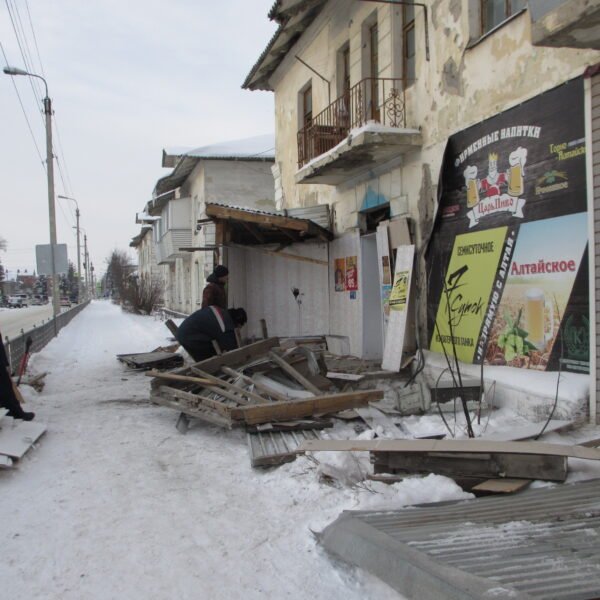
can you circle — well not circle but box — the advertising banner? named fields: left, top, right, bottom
left=345, top=256, right=358, bottom=291
left=334, top=258, right=345, bottom=291
left=427, top=78, right=588, bottom=372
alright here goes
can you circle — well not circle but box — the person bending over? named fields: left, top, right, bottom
left=176, top=306, right=247, bottom=362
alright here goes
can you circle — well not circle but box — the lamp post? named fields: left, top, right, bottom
left=58, top=195, right=82, bottom=303
left=4, top=66, right=60, bottom=332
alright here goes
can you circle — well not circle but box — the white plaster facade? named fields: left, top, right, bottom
left=244, top=0, right=600, bottom=359
left=144, top=153, right=276, bottom=315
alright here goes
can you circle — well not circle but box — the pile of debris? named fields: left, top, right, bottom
left=147, top=337, right=385, bottom=467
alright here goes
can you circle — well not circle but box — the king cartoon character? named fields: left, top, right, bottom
left=479, top=152, right=507, bottom=198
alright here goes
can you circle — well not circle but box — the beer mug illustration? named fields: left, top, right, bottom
left=508, top=147, right=527, bottom=197
left=524, top=288, right=554, bottom=350
left=463, top=165, right=479, bottom=208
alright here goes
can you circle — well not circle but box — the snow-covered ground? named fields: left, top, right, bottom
left=2, top=300, right=599, bottom=600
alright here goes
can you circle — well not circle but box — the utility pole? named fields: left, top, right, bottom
left=4, top=66, right=60, bottom=333
left=84, top=234, right=89, bottom=300
left=90, top=262, right=95, bottom=298
left=59, top=195, right=82, bottom=303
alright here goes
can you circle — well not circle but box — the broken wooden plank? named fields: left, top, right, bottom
left=155, top=385, right=233, bottom=419
left=164, top=319, right=179, bottom=336
left=151, top=392, right=232, bottom=429
left=247, top=429, right=321, bottom=468
left=238, top=389, right=384, bottom=425
left=375, top=451, right=567, bottom=482
left=260, top=319, right=268, bottom=339
left=220, top=367, right=286, bottom=402
left=326, top=372, right=365, bottom=382
left=246, top=418, right=333, bottom=433
left=117, top=351, right=183, bottom=370
left=181, top=338, right=280, bottom=375
left=191, top=367, right=268, bottom=405
left=268, top=351, right=321, bottom=395
left=297, top=439, right=600, bottom=461
left=471, top=478, right=531, bottom=495
left=0, top=419, right=46, bottom=459
left=145, top=371, right=212, bottom=385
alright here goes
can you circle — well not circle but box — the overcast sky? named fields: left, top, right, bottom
left=1, top=0, right=277, bottom=278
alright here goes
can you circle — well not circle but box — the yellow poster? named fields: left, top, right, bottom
left=389, top=270, right=409, bottom=312
left=430, top=227, right=507, bottom=363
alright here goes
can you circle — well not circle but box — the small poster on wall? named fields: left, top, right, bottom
left=381, top=256, right=392, bottom=285
left=345, top=256, right=358, bottom=291
left=334, top=258, right=346, bottom=291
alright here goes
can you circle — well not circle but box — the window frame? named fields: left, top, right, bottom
left=403, top=4, right=416, bottom=87
left=480, top=0, right=527, bottom=37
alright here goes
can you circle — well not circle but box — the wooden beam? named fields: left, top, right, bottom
left=260, top=319, right=269, bottom=339
left=297, top=439, right=600, bottom=461
left=191, top=368, right=269, bottom=405
left=151, top=391, right=232, bottom=429
left=229, top=243, right=328, bottom=266
left=238, top=389, right=383, bottom=425
left=145, top=371, right=211, bottom=385
left=155, top=385, right=232, bottom=419
left=376, top=452, right=567, bottom=482
left=206, top=203, right=310, bottom=233
left=164, top=319, right=179, bottom=336
left=221, top=366, right=287, bottom=402
left=241, top=222, right=266, bottom=243
left=177, top=338, right=280, bottom=375
left=268, top=351, right=321, bottom=395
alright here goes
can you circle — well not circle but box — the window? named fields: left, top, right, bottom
left=481, top=0, right=526, bottom=35
left=369, top=22, right=380, bottom=120
left=302, top=84, right=312, bottom=128
left=403, top=4, right=415, bottom=85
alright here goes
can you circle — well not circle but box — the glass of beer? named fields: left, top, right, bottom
left=467, top=177, right=479, bottom=207
left=508, top=162, right=523, bottom=197
left=525, top=288, right=553, bottom=350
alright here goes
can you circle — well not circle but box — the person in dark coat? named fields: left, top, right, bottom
left=176, top=306, right=247, bottom=362
left=201, top=265, right=228, bottom=309
left=0, top=331, right=34, bottom=420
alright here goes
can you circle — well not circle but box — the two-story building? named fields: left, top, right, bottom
left=140, top=134, right=278, bottom=315
left=244, top=0, right=600, bottom=418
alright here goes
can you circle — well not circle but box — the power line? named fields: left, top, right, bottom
left=24, top=0, right=46, bottom=78
left=0, top=41, right=45, bottom=168
left=4, top=0, right=44, bottom=124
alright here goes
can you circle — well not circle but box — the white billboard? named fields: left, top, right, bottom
left=35, top=244, right=69, bottom=275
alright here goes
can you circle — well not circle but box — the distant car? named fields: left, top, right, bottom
left=8, top=294, right=30, bottom=308
left=60, top=297, right=72, bottom=308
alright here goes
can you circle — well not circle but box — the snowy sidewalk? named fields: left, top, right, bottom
left=0, top=301, right=430, bottom=600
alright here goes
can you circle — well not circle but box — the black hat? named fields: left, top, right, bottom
left=213, top=265, right=229, bottom=278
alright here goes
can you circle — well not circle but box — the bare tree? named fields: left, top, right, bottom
left=122, top=276, right=163, bottom=315
left=105, top=249, right=135, bottom=300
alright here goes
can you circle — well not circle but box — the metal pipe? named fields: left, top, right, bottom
left=294, top=55, right=331, bottom=105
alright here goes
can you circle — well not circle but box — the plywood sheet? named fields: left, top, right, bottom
left=381, top=245, right=415, bottom=372
left=299, top=438, right=600, bottom=460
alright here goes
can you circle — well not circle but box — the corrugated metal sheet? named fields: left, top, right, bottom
left=247, top=429, right=320, bottom=467
left=286, top=205, right=331, bottom=230
left=320, top=478, right=600, bottom=599
left=206, top=202, right=332, bottom=231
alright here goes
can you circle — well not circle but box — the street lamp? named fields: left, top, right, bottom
left=4, top=65, right=60, bottom=332
left=58, top=194, right=82, bottom=303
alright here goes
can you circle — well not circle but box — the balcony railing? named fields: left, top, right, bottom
left=297, top=77, right=407, bottom=168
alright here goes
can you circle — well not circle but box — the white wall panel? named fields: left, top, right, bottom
left=230, top=243, right=329, bottom=340
left=329, top=230, right=362, bottom=356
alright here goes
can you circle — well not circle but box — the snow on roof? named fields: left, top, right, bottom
left=184, top=133, right=275, bottom=160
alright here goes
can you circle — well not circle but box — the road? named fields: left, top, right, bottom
left=0, top=304, right=55, bottom=341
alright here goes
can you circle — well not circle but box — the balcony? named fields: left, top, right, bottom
left=156, top=229, right=193, bottom=265
left=529, top=0, right=600, bottom=50
left=296, top=77, right=421, bottom=185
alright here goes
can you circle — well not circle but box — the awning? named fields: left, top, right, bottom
left=203, top=203, right=333, bottom=245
